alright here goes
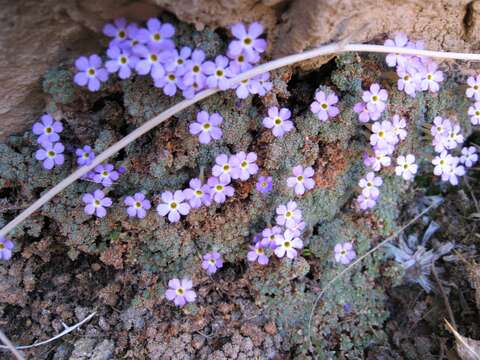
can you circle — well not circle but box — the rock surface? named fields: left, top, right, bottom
left=1, top=0, right=480, bottom=139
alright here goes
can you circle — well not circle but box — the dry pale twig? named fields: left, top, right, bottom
left=0, top=328, right=25, bottom=359
left=0, top=311, right=96, bottom=351
left=2, top=43, right=480, bottom=237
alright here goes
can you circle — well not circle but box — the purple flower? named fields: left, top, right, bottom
left=32, top=114, right=63, bottom=144
left=35, top=142, right=65, bottom=170
left=310, top=91, right=340, bottom=121
left=124, top=193, right=151, bottom=218
left=183, top=49, right=207, bottom=88
left=261, top=226, right=282, bottom=248
left=384, top=32, right=409, bottom=67
left=391, top=115, right=407, bottom=141
left=212, top=154, right=234, bottom=183
left=370, top=120, right=396, bottom=149
left=75, top=145, right=95, bottom=166
left=460, top=146, right=478, bottom=168
left=287, top=165, right=315, bottom=195
left=178, top=79, right=203, bottom=99
left=395, top=154, right=418, bottom=181
left=362, top=83, right=388, bottom=113
left=231, top=151, right=259, bottom=181
left=357, top=194, right=376, bottom=210
left=137, top=18, right=175, bottom=50
left=256, top=176, right=273, bottom=194
left=276, top=201, right=302, bottom=229
left=432, top=151, right=455, bottom=177
left=468, top=102, right=480, bottom=125
left=441, top=157, right=466, bottom=185
left=105, top=45, right=139, bottom=79
left=334, top=242, right=356, bottom=265
left=207, top=177, right=234, bottom=204
left=154, top=68, right=185, bottom=96
left=120, top=23, right=144, bottom=49
left=189, top=111, right=223, bottom=144
left=359, top=172, right=383, bottom=198
left=183, top=178, right=211, bottom=208
left=227, top=51, right=256, bottom=71
left=156, top=190, right=191, bottom=223
left=133, top=44, right=167, bottom=80
left=249, top=72, right=272, bottom=96
left=228, top=22, right=267, bottom=62
left=92, top=164, right=120, bottom=187
left=82, top=189, right=112, bottom=218
left=263, top=107, right=294, bottom=138
left=165, top=46, right=191, bottom=72
left=165, top=278, right=196, bottom=307
left=397, top=66, right=421, bottom=97
left=421, top=61, right=443, bottom=92
left=103, top=18, right=129, bottom=43
left=74, top=55, right=109, bottom=92
left=247, top=242, right=269, bottom=265
left=203, top=55, right=233, bottom=90
left=0, top=236, right=14, bottom=261
left=363, top=149, right=391, bottom=172
left=466, top=75, right=480, bottom=101
left=201, top=252, right=223, bottom=274
left=274, top=229, right=303, bottom=259
left=353, top=102, right=381, bottom=123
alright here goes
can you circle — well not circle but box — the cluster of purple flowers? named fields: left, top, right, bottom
left=157, top=151, right=258, bottom=223
left=384, top=32, right=444, bottom=97
left=247, top=200, right=305, bottom=265
left=357, top=110, right=415, bottom=209
left=74, top=18, right=272, bottom=99
left=466, top=76, right=480, bottom=126
left=429, top=116, right=475, bottom=185
left=33, top=114, right=65, bottom=170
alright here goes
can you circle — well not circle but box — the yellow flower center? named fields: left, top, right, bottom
left=256, top=248, right=264, bottom=254
left=238, top=55, right=245, bottom=62
left=404, top=75, right=409, bottom=81
left=134, top=201, right=142, bottom=208
left=177, top=58, right=184, bottom=65
left=150, top=54, right=158, bottom=62
left=476, top=111, right=480, bottom=116
left=321, top=103, right=328, bottom=109
left=297, top=175, right=304, bottom=182
left=285, top=211, right=292, bottom=218
left=241, top=160, right=248, bottom=169
left=209, top=259, right=216, bottom=265
left=45, top=127, right=52, bottom=134
left=216, top=69, right=224, bottom=77
left=474, top=85, right=479, bottom=90
left=120, top=56, right=127, bottom=64
left=87, top=68, right=95, bottom=76
left=170, top=202, right=177, bottom=209
left=203, top=122, right=211, bottom=130
left=118, top=30, right=126, bottom=39
left=261, top=182, right=267, bottom=187
left=94, top=199, right=101, bottom=206
left=403, top=164, right=409, bottom=169
left=195, top=190, right=203, bottom=196
left=168, top=74, right=176, bottom=81
left=0, top=243, right=4, bottom=250
left=153, top=33, right=161, bottom=41
left=193, top=65, right=200, bottom=73
left=47, top=150, right=55, bottom=158
left=223, top=164, right=230, bottom=171
left=372, top=95, right=379, bottom=102
left=102, top=171, right=109, bottom=177
left=274, top=117, right=282, bottom=125
left=378, top=131, right=385, bottom=138
left=284, top=241, right=292, bottom=248
left=427, top=74, right=433, bottom=80
left=215, top=185, right=224, bottom=192
left=243, top=37, right=253, bottom=45
left=176, top=287, right=184, bottom=295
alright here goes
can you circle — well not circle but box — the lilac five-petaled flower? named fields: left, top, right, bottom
left=247, top=242, right=269, bottom=265
left=274, top=230, right=303, bottom=259
left=32, top=114, right=63, bottom=144
left=310, top=91, right=340, bottom=121
left=276, top=201, right=302, bottom=229
left=124, top=193, right=151, bottom=219
left=201, top=252, right=223, bottom=274
left=183, top=178, right=212, bottom=208
left=82, top=189, right=112, bottom=218
left=256, top=176, right=273, bottom=194
left=395, top=154, right=418, bottom=181
left=334, top=242, right=356, bottom=265
left=35, top=142, right=65, bottom=170
left=105, top=45, right=139, bottom=79
left=156, top=190, right=191, bottom=223
left=0, top=236, right=14, bottom=261
left=165, top=278, right=196, bottom=307
left=203, top=55, right=232, bottom=90
left=93, top=164, right=120, bottom=187
left=189, top=111, right=223, bottom=144
left=231, top=151, right=258, bottom=180
left=287, top=165, right=315, bottom=195
left=262, top=107, right=294, bottom=138
left=228, top=22, right=267, bottom=62
left=353, top=102, right=381, bottom=123
left=362, top=83, right=388, bottom=113
left=75, top=145, right=95, bottom=166
left=212, top=154, right=234, bottom=183
left=137, top=18, right=175, bottom=50
left=74, top=55, right=109, bottom=92
left=261, top=226, right=282, bottom=248
left=359, top=172, right=383, bottom=198
left=133, top=44, right=167, bottom=80
left=207, top=177, right=235, bottom=204
left=103, top=18, right=129, bottom=43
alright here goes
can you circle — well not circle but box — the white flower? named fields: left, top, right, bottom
left=395, top=154, right=418, bottom=181
left=468, top=102, right=480, bottom=125
left=358, top=172, right=383, bottom=198
left=391, top=115, right=407, bottom=141
left=432, top=151, right=454, bottom=177
left=441, top=157, right=465, bottom=185
left=370, top=120, right=397, bottom=149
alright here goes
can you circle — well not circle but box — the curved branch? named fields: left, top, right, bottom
left=1, top=43, right=479, bottom=236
